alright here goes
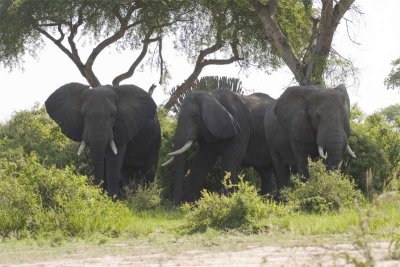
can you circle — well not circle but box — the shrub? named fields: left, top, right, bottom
left=343, top=105, right=400, bottom=196
left=124, top=183, right=162, bottom=211
left=342, top=125, right=391, bottom=196
left=281, top=160, right=364, bottom=213
left=0, top=105, right=90, bottom=175
left=0, top=152, right=131, bottom=238
left=182, top=174, right=289, bottom=233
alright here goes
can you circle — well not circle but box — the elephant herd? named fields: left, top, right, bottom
left=45, top=82, right=356, bottom=203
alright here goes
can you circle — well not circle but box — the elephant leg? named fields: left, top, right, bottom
left=143, top=141, right=160, bottom=186
left=92, top=163, right=106, bottom=190
left=293, top=144, right=310, bottom=180
left=220, top=142, right=247, bottom=194
left=297, top=158, right=310, bottom=180
left=105, top=144, right=127, bottom=197
left=256, top=167, right=275, bottom=197
left=182, top=145, right=218, bottom=202
left=270, top=150, right=290, bottom=198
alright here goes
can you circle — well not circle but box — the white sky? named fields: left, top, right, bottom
left=0, top=1, right=399, bottom=122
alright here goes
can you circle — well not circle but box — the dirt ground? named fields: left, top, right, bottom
left=3, top=241, right=400, bottom=267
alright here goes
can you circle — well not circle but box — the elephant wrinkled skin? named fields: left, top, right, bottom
left=45, top=82, right=161, bottom=196
left=164, top=89, right=275, bottom=204
left=264, top=84, right=356, bottom=195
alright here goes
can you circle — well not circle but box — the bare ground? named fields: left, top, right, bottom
left=2, top=241, right=400, bottom=267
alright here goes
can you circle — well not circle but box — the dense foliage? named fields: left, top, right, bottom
left=342, top=105, right=400, bottom=196
left=1, top=102, right=400, bottom=239
left=182, top=174, right=289, bottom=233
left=0, top=152, right=131, bottom=238
left=281, top=160, right=364, bottom=213
left=0, top=0, right=326, bottom=108
left=124, top=183, right=162, bottom=211
left=0, top=105, right=91, bottom=174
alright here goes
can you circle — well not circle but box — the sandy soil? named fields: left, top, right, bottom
left=3, top=241, right=400, bottom=267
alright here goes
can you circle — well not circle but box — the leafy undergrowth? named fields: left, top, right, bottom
left=0, top=152, right=131, bottom=239
left=181, top=174, right=290, bottom=233
left=179, top=161, right=400, bottom=239
left=1, top=155, right=399, bottom=249
left=281, top=160, right=364, bottom=213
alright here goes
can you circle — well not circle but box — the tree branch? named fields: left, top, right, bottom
left=303, top=0, right=355, bottom=84
left=85, top=5, right=139, bottom=86
left=157, top=37, right=165, bottom=84
left=35, top=26, right=87, bottom=80
left=249, top=0, right=306, bottom=84
left=164, top=42, right=241, bottom=110
left=112, top=30, right=159, bottom=86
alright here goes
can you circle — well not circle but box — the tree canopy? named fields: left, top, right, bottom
left=0, top=0, right=192, bottom=87
left=0, top=0, right=358, bottom=108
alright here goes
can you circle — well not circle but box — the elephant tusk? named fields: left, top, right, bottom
left=110, top=140, right=118, bottom=155
left=161, top=157, right=174, bottom=167
left=318, top=145, right=327, bottom=159
left=168, top=140, right=193, bottom=156
left=346, top=145, right=356, bottom=158
left=77, top=141, right=86, bottom=156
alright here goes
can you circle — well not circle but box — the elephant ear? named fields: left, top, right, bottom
left=112, top=84, right=157, bottom=142
left=334, top=84, right=350, bottom=109
left=274, top=86, right=315, bottom=142
left=201, top=94, right=240, bottom=139
left=45, top=82, right=89, bottom=142
left=334, top=84, right=351, bottom=135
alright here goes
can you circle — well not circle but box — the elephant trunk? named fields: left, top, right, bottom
left=170, top=117, right=197, bottom=205
left=317, top=127, right=345, bottom=170
left=325, top=142, right=343, bottom=170
left=173, top=154, right=186, bottom=205
left=91, top=147, right=106, bottom=188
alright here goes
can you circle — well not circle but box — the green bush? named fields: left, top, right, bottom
left=124, top=183, right=162, bottom=211
left=0, top=152, right=131, bottom=238
left=343, top=105, right=400, bottom=196
left=281, top=160, right=364, bottom=213
left=0, top=105, right=90, bottom=175
left=182, top=174, right=289, bottom=233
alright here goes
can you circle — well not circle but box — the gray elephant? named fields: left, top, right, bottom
left=45, top=82, right=161, bottom=196
left=264, top=84, right=356, bottom=194
left=163, top=89, right=275, bottom=204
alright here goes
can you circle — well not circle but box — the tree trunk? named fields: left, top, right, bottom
left=249, top=0, right=356, bottom=86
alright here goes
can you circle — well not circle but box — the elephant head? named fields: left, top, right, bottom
left=162, top=91, right=240, bottom=203
left=274, top=84, right=355, bottom=170
left=163, top=91, right=240, bottom=165
left=45, top=82, right=156, bottom=190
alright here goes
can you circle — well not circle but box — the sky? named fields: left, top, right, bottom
left=0, top=1, right=399, bottom=122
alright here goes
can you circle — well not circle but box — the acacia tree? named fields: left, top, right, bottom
left=0, top=0, right=333, bottom=108
left=164, top=0, right=315, bottom=109
left=0, top=0, right=192, bottom=87
left=248, top=0, right=357, bottom=86
left=0, top=0, right=276, bottom=94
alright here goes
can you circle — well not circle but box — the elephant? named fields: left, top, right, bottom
left=264, top=84, right=356, bottom=194
left=45, top=82, right=161, bottom=196
left=162, top=89, right=275, bottom=204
